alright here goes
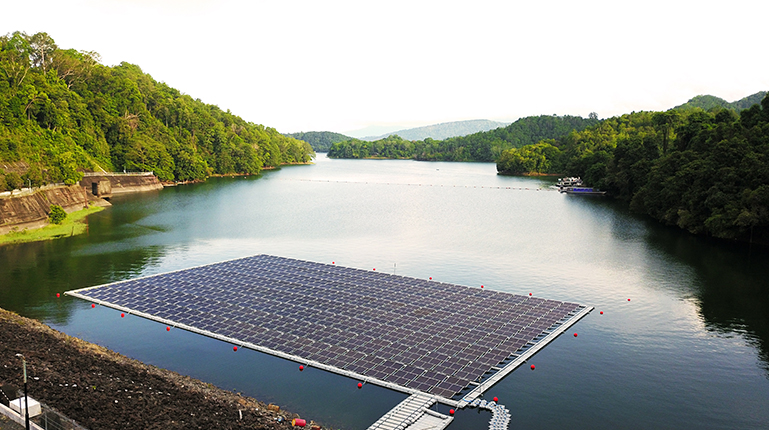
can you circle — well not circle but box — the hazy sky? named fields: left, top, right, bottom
left=2, top=0, right=767, bottom=135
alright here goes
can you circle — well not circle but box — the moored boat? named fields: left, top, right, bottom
left=560, top=186, right=606, bottom=196
left=556, top=177, right=583, bottom=188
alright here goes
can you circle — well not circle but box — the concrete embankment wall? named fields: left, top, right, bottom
left=0, top=173, right=163, bottom=235
left=0, top=185, right=94, bottom=234
left=80, top=172, right=163, bottom=196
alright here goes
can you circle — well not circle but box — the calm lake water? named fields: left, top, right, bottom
left=2, top=154, right=768, bottom=429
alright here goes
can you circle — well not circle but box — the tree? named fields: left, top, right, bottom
left=652, top=110, right=681, bottom=155
left=28, top=32, right=57, bottom=73
left=48, top=204, right=67, bottom=224
left=4, top=172, right=23, bottom=190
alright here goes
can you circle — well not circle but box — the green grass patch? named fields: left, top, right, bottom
left=0, top=206, right=106, bottom=246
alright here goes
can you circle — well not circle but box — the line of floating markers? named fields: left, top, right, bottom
left=277, top=178, right=554, bottom=191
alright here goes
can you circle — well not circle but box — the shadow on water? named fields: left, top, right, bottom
left=586, top=195, right=769, bottom=376
left=643, top=226, right=769, bottom=376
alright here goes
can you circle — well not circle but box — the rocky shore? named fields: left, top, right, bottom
left=0, top=308, right=328, bottom=430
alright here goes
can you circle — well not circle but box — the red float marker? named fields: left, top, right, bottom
left=299, top=365, right=304, bottom=371
left=573, top=333, right=578, bottom=337
left=481, top=285, right=484, bottom=289
left=332, top=262, right=335, bottom=264
left=357, top=382, right=363, bottom=389
left=166, top=326, right=170, bottom=331
left=628, top=298, right=631, bottom=301
left=373, top=268, right=376, bottom=271
left=530, top=364, right=535, bottom=370
left=56, top=293, right=60, bottom=298
left=600, top=311, right=603, bottom=315
left=429, top=277, right=432, bottom=280
left=493, top=396, right=498, bottom=402
left=91, top=304, right=95, bottom=308
left=449, top=409, right=455, bottom=416
left=121, top=313, right=125, bottom=318
left=233, top=346, right=238, bottom=352
left=529, top=293, right=532, bottom=296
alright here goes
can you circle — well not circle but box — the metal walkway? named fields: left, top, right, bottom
left=367, top=393, right=453, bottom=430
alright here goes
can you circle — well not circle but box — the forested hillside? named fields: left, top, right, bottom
left=674, top=92, right=767, bottom=112
left=327, top=115, right=598, bottom=162
left=0, top=31, right=313, bottom=190
left=285, top=131, right=350, bottom=152
left=497, top=94, right=769, bottom=244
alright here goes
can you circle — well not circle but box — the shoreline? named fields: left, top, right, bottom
left=0, top=206, right=106, bottom=247
left=161, top=161, right=315, bottom=186
left=0, top=307, right=328, bottom=430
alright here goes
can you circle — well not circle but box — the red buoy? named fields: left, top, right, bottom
left=166, top=326, right=170, bottom=331
left=233, top=346, right=238, bottom=352
left=332, top=262, right=335, bottom=264
left=493, top=396, right=498, bottom=402
left=530, top=364, right=535, bottom=370
left=481, top=285, right=484, bottom=289
left=529, top=293, right=532, bottom=296
left=121, top=313, right=125, bottom=318
left=91, top=304, right=95, bottom=308
left=56, top=293, right=60, bottom=298
left=449, top=409, right=455, bottom=416
left=600, top=311, right=603, bottom=315
left=357, top=382, right=362, bottom=389
left=429, top=277, right=432, bottom=280
left=373, top=268, right=376, bottom=271
left=299, top=365, right=304, bottom=371
left=573, top=333, right=578, bottom=337
left=628, top=298, right=631, bottom=301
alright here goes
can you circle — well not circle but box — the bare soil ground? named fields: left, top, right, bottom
left=0, top=308, right=327, bottom=429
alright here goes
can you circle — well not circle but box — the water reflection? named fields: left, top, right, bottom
left=0, top=237, right=165, bottom=324
left=2, top=157, right=769, bottom=429
left=605, top=200, right=769, bottom=375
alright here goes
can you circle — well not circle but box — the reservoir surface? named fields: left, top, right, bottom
left=1, top=154, right=768, bottom=429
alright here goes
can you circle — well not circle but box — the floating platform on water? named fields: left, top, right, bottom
left=67, top=254, right=591, bottom=428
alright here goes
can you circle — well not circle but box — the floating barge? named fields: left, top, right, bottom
left=560, top=186, right=607, bottom=196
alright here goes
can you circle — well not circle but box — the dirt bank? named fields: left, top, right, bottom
left=0, top=308, right=328, bottom=430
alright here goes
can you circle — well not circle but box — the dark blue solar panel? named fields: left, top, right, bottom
left=69, top=254, right=583, bottom=399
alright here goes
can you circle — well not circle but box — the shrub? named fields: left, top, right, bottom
left=48, top=205, right=67, bottom=224
left=4, top=172, right=23, bottom=190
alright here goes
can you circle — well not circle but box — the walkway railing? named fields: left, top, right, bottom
left=81, top=172, right=153, bottom=177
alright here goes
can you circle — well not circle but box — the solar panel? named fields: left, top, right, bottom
left=67, top=254, right=588, bottom=400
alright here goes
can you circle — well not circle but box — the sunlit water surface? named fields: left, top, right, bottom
left=2, top=154, right=768, bottom=429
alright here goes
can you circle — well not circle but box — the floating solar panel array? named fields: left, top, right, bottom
left=67, top=255, right=588, bottom=400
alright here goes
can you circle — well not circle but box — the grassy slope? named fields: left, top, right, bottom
left=0, top=206, right=105, bottom=246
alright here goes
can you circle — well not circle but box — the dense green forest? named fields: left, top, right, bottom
left=285, top=131, right=350, bottom=152
left=0, top=31, right=313, bottom=190
left=674, top=92, right=767, bottom=112
left=497, top=94, right=769, bottom=244
left=327, top=115, right=599, bottom=162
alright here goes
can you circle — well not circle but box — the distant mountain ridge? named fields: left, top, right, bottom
left=362, top=119, right=510, bottom=141
left=674, top=91, right=767, bottom=111
left=328, top=115, right=598, bottom=162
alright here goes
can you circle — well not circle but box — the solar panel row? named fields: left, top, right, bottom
left=79, top=255, right=582, bottom=399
